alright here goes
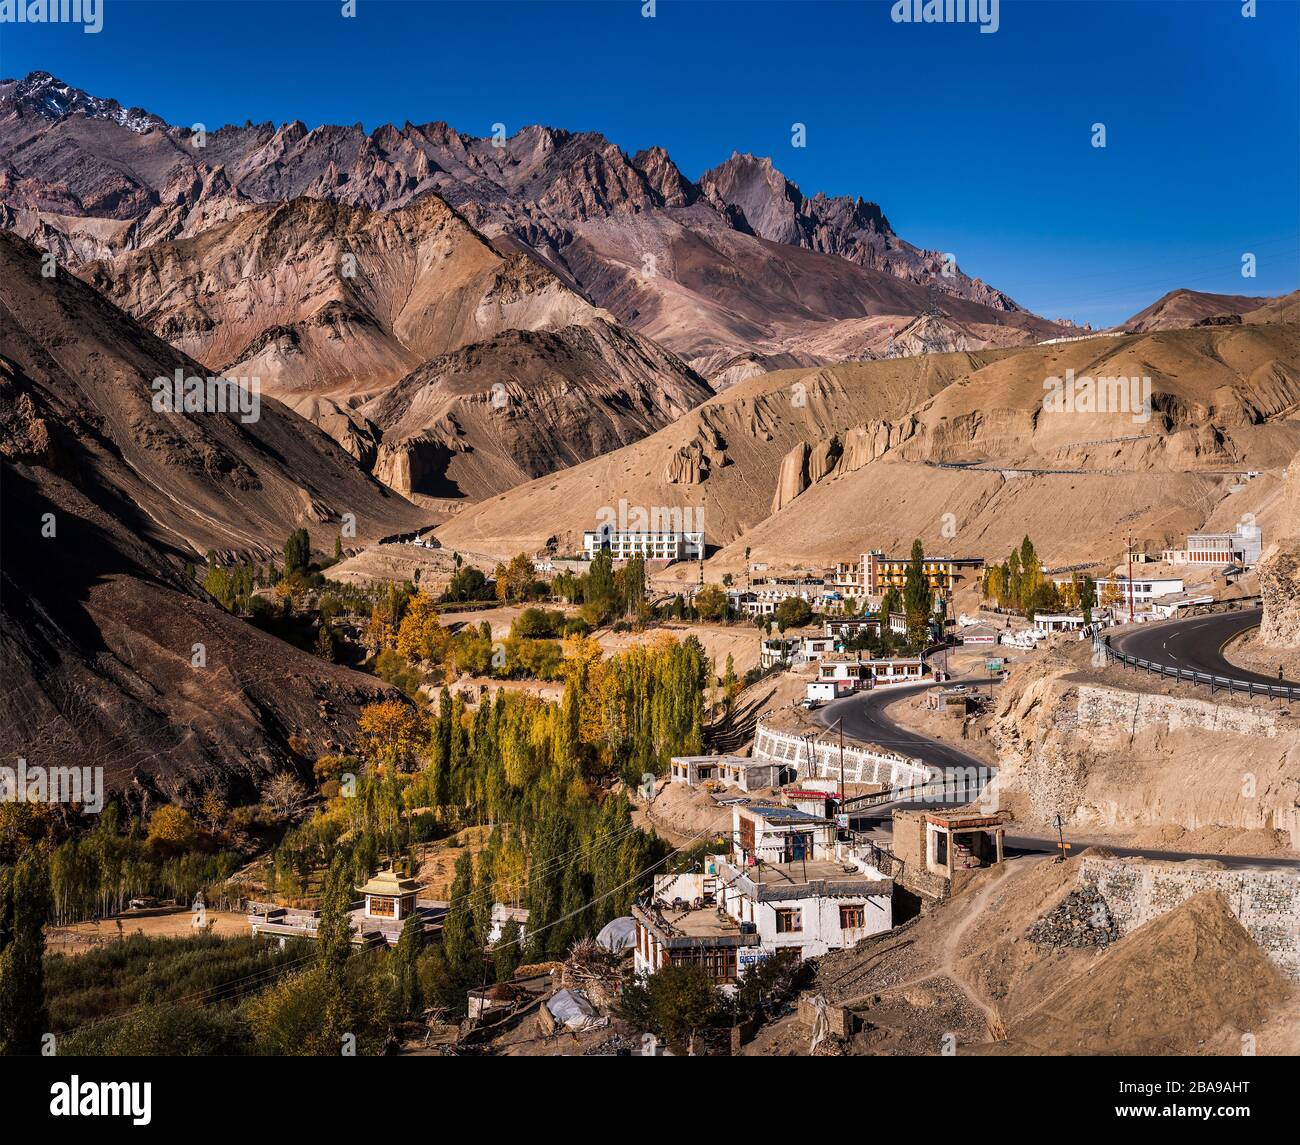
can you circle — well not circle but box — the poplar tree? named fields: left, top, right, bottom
left=0, top=853, right=51, bottom=1056
left=316, top=854, right=355, bottom=976
left=392, top=910, right=425, bottom=1018
left=433, top=851, right=479, bottom=1011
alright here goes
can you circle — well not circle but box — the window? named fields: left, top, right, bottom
left=839, top=904, right=866, bottom=930
left=369, top=896, right=395, bottom=917
left=775, top=908, right=802, bottom=934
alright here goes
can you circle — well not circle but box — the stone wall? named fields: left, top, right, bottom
left=1081, top=857, right=1300, bottom=978
left=987, top=667, right=1300, bottom=846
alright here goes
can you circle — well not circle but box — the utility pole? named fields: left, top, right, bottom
left=1053, top=812, right=1071, bottom=863
left=1126, top=535, right=1135, bottom=623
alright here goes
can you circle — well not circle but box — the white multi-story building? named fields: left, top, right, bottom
left=582, top=527, right=704, bottom=563
left=1162, top=528, right=1263, bottom=568
left=631, top=807, right=893, bottom=984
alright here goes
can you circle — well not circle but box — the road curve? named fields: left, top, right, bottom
left=812, top=675, right=994, bottom=773
left=1109, top=606, right=1300, bottom=688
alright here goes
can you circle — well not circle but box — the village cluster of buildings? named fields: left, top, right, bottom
left=750, top=615, right=934, bottom=704
left=636, top=766, right=1012, bottom=986
left=726, top=551, right=986, bottom=617
left=631, top=802, right=895, bottom=985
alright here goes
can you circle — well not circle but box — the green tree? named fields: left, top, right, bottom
left=493, top=919, right=522, bottom=983
left=722, top=654, right=740, bottom=718
left=284, top=528, right=311, bottom=577
left=1018, top=536, right=1040, bottom=611
left=1079, top=575, right=1097, bottom=623
left=392, top=910, right=425, bottom=1018
left=431, top=850, right=480, bottom=1011
left=0, top=853, right=51, bottom=1055
left=315, top=854, right=355, bottom=976
left=1006, top=550, right=1022, bottom=611
left=903, top=538, right=932, bottom=644
left=694, top=585, right=729, bottom=623
left=774, top=597, right=812, bottom=631
left=620, top=964, right=724, bottom=1051
left=585, top=551, right=616, bottom=608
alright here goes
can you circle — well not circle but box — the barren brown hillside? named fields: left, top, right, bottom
left=436, top=321, right=1300, bottom=567
left=744, top=856, right=1296, bottom=1057
left=0, top=229, right=426, bottom=558
left=1120, top=287, right=1276, bottom=332
left=75, top=196, right=712, bottom=500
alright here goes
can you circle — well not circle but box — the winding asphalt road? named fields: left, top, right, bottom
left=812, top=677, right=994, bottom=772
left=1108, top=605, right=1300, bottom=688
left=807, top=655, right=1300, bottom=871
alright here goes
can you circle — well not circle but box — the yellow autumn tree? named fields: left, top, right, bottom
left=358, top=699, right=419, bottom=772
left=395, top=590, right=445, bottom=662
left=146, top=805, right=198, bottom=854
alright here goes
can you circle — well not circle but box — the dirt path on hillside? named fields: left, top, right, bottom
left=841, top=863, right=1021, bottom=1041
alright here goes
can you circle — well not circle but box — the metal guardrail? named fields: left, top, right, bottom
left=1101, top=636, right=1300, bottom=702
left=840, top=780, right=946, bottom=809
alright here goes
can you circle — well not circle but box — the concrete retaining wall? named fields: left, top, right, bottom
left=752, top=721, right=932, bottom=789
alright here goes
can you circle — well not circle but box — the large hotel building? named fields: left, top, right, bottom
left=828, top=550, right=985, bottom=600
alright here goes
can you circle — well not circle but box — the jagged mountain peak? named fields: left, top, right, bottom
left=1, top=71, right=167, bottom=134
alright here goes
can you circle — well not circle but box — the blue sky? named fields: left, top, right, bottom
left=3, top=0, right=1297, bottom=327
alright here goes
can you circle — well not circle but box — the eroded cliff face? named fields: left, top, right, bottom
left=1258, top=453, right=1300, bottom=648
left=986, top=654, right=1300, bottom=847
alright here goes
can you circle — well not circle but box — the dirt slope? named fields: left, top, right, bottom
left=436, top=321, right=1300, bottom=566
left=0, top=228, right=426, bottom=559
left=978, top=890, right=1290, bottom=1055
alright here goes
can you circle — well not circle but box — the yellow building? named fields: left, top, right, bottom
left=856, top=550, right=985, bottom=596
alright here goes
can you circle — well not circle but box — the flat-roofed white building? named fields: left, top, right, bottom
left=1162, top=528, right=1263, bottom=568
left=824, top=615, right=880, bottom=641
left=669, top=755, right=793, bottom=792
left=713, top=852, right=892, bottom=961
left=1074, top=576, right=1184, bottom=603
left=632, top=814, right=895, bottom=984
left=1033, top=613, right=1089, bottom=635
left=806, top=679, right=855, bottom=704
left=582, top=527, right=704, bottom=563
left=816, top=653, right=927, bottom=691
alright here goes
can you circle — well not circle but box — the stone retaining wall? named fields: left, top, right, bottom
left=1080, top=857, right=1300, bottom=978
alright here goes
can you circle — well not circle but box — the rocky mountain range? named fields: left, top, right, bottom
left=0, top=228, right=425, bottom=803
left=0, top=71, right=1069, bottom=383
left=72, top=194, right=712, bottom=503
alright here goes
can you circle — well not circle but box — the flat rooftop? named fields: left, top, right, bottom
left=716, top=856, right=892, bottom=900
left=672, top=754, right=770, bottom=768
left=925, top=810, right=1010, bottom=829
left=632, top=902, right=758, bottom=947
left=745, top=806, right=828, bottom=825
